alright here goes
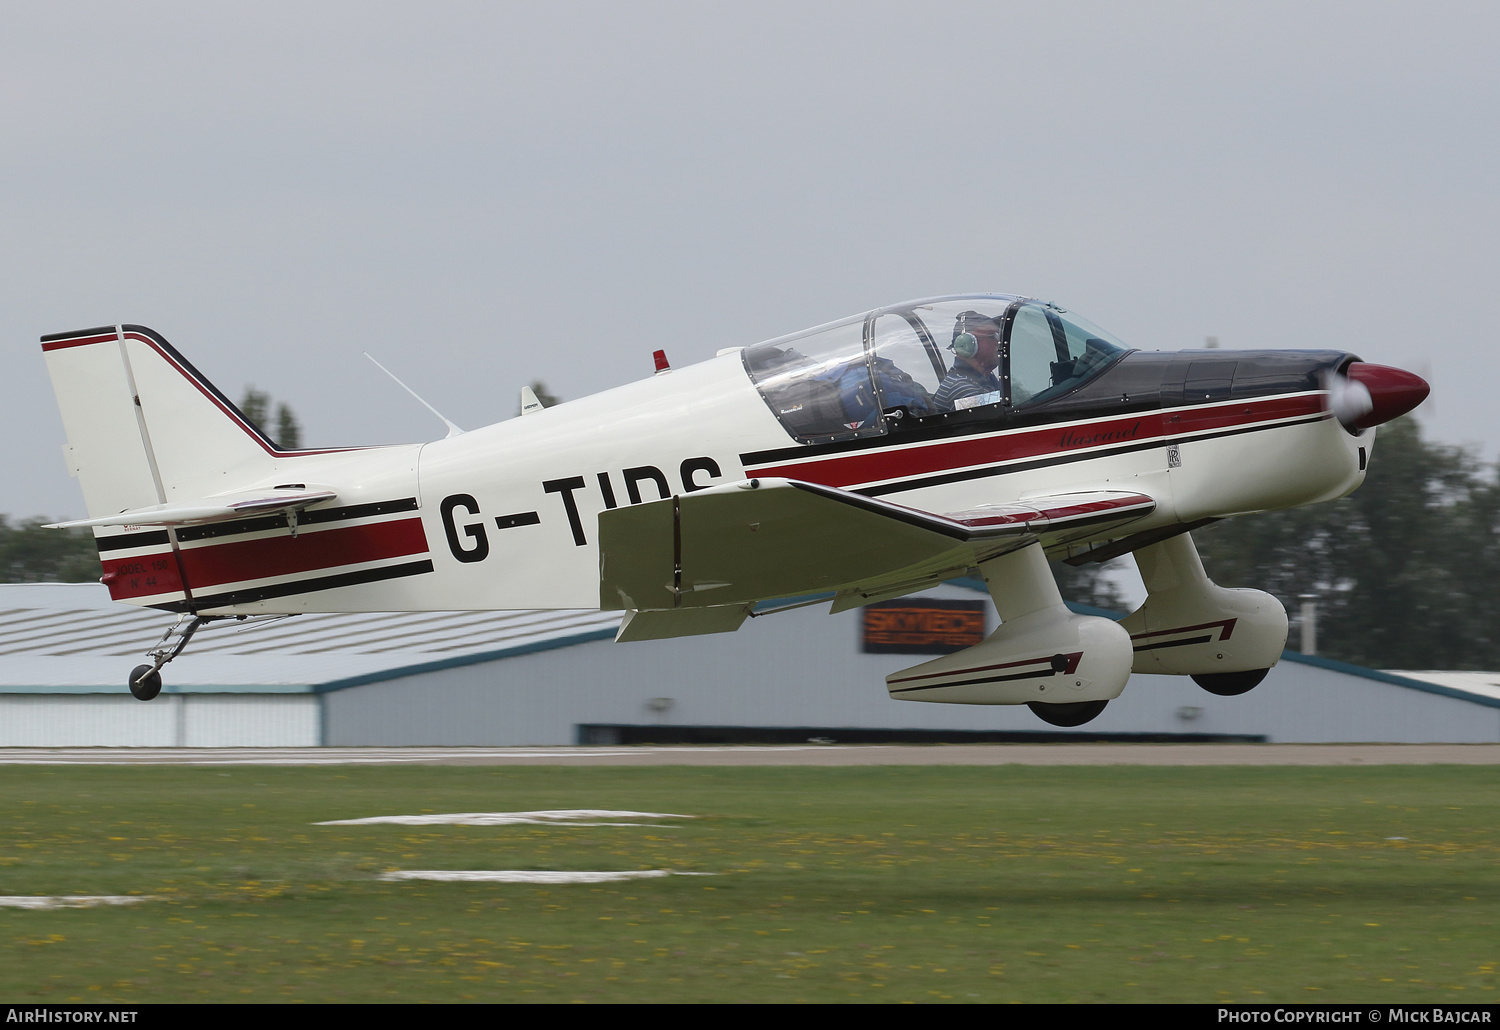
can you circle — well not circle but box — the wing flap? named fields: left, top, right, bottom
left=599, top=479, right=977, bottom=611
left=598, top=479, right=1156, bottom=611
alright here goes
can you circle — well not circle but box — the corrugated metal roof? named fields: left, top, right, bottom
left=0, top=583, right=622, bottom=693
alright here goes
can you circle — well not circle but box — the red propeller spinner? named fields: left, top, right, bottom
left=1328, top=362, right=1430, bottom=431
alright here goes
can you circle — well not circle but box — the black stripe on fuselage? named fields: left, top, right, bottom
left=148, top=558, right=435, bottom=613
left=95, top=530, right=172, bottom=553
left=171, top=498, right=420, bottom=543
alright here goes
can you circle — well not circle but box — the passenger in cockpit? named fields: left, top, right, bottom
left=933, top=311, right=1004, bottom=411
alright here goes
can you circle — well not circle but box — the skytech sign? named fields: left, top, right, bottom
left=861, top=599, right=987, bottom=655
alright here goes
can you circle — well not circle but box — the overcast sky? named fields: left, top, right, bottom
left=3, top=1, right=1496, bottom=520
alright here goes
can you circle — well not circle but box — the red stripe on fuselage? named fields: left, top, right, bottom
left=747, top=393, right=1325, bottom=489
left=100, top=518, right=430, bottom=601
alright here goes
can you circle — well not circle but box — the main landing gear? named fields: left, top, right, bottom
left=882, top=543, right=1133, bottom=722
left=1119, top=533, right=1288, bottom=699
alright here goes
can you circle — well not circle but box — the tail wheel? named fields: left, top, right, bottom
left=1027, top=699, right=1108, bottom=727
left=1192, top=668, right=1269, bottom=696
left=128, top=665, right=162, bottom=702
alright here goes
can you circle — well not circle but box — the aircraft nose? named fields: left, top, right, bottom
left=1344, top=363, right=1431, bottom=429
left=1332, top=362, right=1430, bottom=431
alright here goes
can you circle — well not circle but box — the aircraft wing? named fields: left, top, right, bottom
left=597, top=478, right=1154, bottom=611
left=44, top=488, right=338, bottom=530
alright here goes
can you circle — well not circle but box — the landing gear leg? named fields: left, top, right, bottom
left=128, top=614, right=217, bottom=701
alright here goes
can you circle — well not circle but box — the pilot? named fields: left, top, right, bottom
left=933, top=311, right=1004, bottom=411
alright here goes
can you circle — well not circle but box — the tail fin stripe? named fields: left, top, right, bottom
left=40, top=332, right=119, bottom=352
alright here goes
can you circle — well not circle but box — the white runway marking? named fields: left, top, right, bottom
left=0, top=895, right=155, bottom=910
left=317, top=809, right=693, bottom=827
left=380, top=869, right=711, bottom=884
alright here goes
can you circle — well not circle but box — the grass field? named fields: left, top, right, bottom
left=0, top=761, right=1496, bottom=1003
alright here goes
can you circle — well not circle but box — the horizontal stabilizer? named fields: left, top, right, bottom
left=598, top=478, right=1155, bottom=611
left=45, top=488, right=337, bottom=530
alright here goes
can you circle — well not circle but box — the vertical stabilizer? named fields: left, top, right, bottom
left=42, top=325, right=292, bottom=518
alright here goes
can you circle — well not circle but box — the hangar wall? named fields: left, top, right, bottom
left=0, top=694, right=319, bottom=748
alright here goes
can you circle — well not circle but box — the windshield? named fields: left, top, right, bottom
left=1006, top=302, right=1130, bottom=409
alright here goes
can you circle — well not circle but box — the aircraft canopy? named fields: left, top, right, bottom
left=741, top=295, right=1131, bottom=444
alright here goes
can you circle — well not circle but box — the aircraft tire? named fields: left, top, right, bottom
left=128, top=665, right=162, bottom=702
left=1027, top=700, right=1108, bottom=727
left=1191, top=668, right=1269, bottom=696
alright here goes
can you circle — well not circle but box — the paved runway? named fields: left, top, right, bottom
left=1, top=744, right=1497, bottom=765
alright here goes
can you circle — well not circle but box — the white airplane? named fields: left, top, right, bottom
left=41, top=295, right=1428, bottom=725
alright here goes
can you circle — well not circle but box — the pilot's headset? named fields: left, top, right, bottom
left=951, top=311, right=992, bottom=359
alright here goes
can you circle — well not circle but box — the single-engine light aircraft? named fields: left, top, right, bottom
left=41, top=295, right=1428, bottom=726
